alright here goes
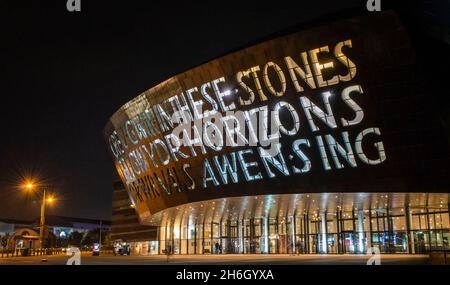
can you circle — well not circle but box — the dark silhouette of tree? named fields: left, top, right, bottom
left=43, top=229, right=57, bottom=248
left=81, top=228, right=111, bottom=248
left=68, top=231, right=84, bottom=247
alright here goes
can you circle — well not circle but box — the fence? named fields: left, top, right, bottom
left=0, top=248, right=114, bottom=258
left=0, top=248, right=64, bottom=258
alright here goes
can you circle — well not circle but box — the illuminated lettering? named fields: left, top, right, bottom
left=212, top=77, right=236, bottom=112
left=300, top=91, right=337, bottom=132
left=325, top=132, right=357, bottom=169
left=309, top=46, right=339, bottom=87
left=237, top=149, right=263, bottom=181
left=341, top=85, right=364, bottom=127
left=222, top=113, right=249, bottom=147
left=153, top=139, right=171, bottom=166
left=213, top=153, right=239, bottom=184
left=248, top=66, right=268, bottom=102
left=167, top=94, right=193, bottom=124
left=292, top=139, right=312, bottom=173
left=262, top=62, right=286, bottom=97
left=315, top=135, right=331, bottom=171
left=154, top=103, right=174, bottom=132
left=334, top=39, right=357, bottom=81
left=258, top=143, right=289, bottom=178
left=284, top=53, right=316, bottom=92
left=236, top=69, right=256, bottom=106
left=186, top=87, right=205, bottom=120
left=273, top=101, right=300, bottom=136
left=203, top=118, right=224, bottom=152
left=183, top=164, right=196, bottom=190
left=107, top=36, right=391, bottom=201
left=200, top=82, right=219, bottom=117
left=164, top=133, right=190, bottom=162
left=355, top=128, right=386, bottom=165
left=203, top=158, right=219, bottom=187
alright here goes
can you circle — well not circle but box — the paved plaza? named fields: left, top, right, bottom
left=0, top=254, right=430, bottom=265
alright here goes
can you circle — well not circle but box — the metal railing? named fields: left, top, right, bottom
left=0, top=248, right=63, bottom=258
left=0, top=247, right=115, bottom=258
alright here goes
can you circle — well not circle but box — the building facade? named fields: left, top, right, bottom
left=104, top=11, right=450, bottom=255
left=0, top=216, right=111, bottom=250
left=111, top=180, right=158, bottom=255
left=42, top=215, right=111, bottom=240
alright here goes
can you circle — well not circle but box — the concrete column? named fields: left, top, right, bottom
left=357, top=209, right=364, bottom=253
left=336, top=210, right=341, bottom=254
left=210, top=221, right=214, bottom=254
left=249, top=219, right=255, bottom=254
left=320, top=212, right=327, bottom=254
left=240, top=219, right=245, bottom=254
left=264, top=216, right=269, bottom=254
left=156, top=226, right=161, bottom=255
left=405, top=207, right=415, bottom=254
left=367, top=209, right=373, bottom=249
left=202, top=222, right=205, bottom=254
left=275, top=217, right=279, bottom=254
left=426, top=208, right=432, bottom=251
left=226, top=220, right=231, bottom=253
left=259, top=218, right=263, bottom=254
left=219, top=219, right=223, bottom=252
left=193, top=223, right=197, bottom=254
left=305, top=213, right=310, bottom=254
left=292, top=214, right=297, bottom=254
left=186, top=222, right=189, bottom=254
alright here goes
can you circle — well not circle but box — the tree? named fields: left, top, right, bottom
left=81, top=231, right=94, bottom=248
left=0, top=235, right=7, bottom=248
left=103, top=233, right=112, bottom=247
left=68, top=231, right=84, bottom=247
left=43, top=229, right=57, bottom=248
left=81, top=229, right=111, bottom=248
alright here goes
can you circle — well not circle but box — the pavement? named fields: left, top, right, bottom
left=0, top=253, right=430, bottom=265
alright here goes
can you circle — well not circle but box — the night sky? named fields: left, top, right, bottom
left=0, top=0, right=424, bottom=221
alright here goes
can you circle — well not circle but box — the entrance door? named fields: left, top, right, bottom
left=309, top=235, right=319, bottom=253
left=413, top=231, right=428, bottom=253
left=341, top=232, right=357, bottom=254
left=223, top=224, right=240, bottom=254
left=269, top=236, right=278, bottom=254
left=327, top=234, right=338, bottom=254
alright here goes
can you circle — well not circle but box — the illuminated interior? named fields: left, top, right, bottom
left=152, top=192, right=449, bottom=254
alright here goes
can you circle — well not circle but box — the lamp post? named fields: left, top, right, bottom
left=39, top=188, right=46, bottom=250
left=24, top=182, right=55, bottom=250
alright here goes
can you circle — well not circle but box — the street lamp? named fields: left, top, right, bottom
left=23, top=181, right=56, bottom=250
left=46, top=196, right=55, bottom=204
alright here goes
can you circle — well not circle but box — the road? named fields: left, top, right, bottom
left=0, top=253, right=430, bottom=265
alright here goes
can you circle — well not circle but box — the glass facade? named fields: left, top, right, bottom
left=156, top=193, right=449, bottom=255
left=103, top=12, right=450, bottom=258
